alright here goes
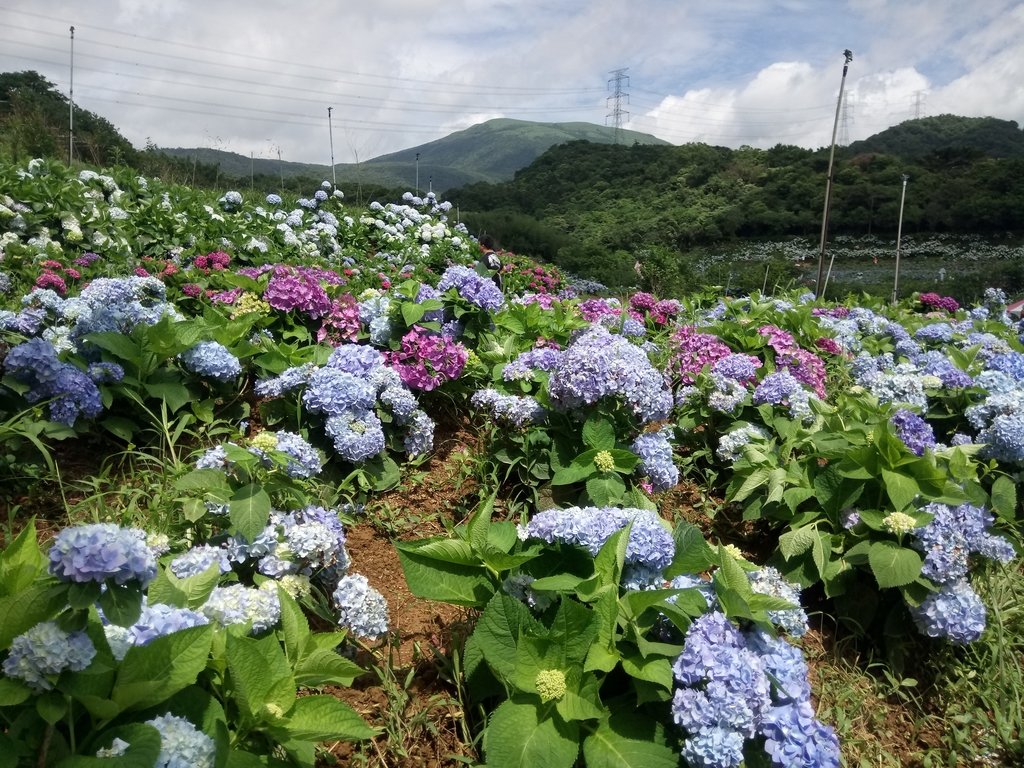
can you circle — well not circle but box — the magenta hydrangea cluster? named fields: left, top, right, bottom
left=758, top=325, right=827, bottom=399
left=263, top=265, right=333, bottom=319
left=671, top=325, right=733, bottom=385
left=385, top=325, right=468, bottom=392
left=918, top=292, right=960, bottom=313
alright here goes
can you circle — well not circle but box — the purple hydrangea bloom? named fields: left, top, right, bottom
left=48, top=523, right=157, bottom=587
left=986, top=351, right=1024, bottom=382
left=264, top=266, right=332, bottom=318
left=631, top=428, right=679, bottom=492
left=273, top=431, right=323, bottom=478
left=437, top=265, right=505, bottom=311
left=711, top=353, right=761, bottom=384
left=471, top=388, right=546, bottom=428
left=520, top=506, right=674, bottom=571
left=752, top=370, right=814, bottom=422
left=547, top=325, right=672, bottom=424
left=502, top=347, right=564, bottom=382
left=4, top=337, right=103, bottom=426
left=760, top=701, right=841, bottom=768
left=890, top=409, right=937, bottom=456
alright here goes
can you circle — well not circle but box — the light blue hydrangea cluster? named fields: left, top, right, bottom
left=716, top=423, right=771, bottom=464
left=3, top=337, right=103, bottom=426
left=267, top=431, right=323, bottom=478
left=519, top=506, right=674, bottom=572
left=48, top=523, right=157, bottom=586
left=104, top=601, right=210, bottom=660
left=912, top=350, right=972, bottom=389
left=908, top=501, right=1016, bottom=643
left=502, top=347, right=563, bottom=382
left=851, top=354, right=930, bottom=411
left=251, top=505, right=350, bottom=580
left=178, top=340, right=242, bottom=382
left=671, top=613, right=840, bottom=768
left=547, top=324, right=672, bottom=424
left=471, top=388, right=546, bottom=428
left=747, top=567, right=808, bottom=636
left=2, top=620, right=96, bottom=691
left=147, top=713, right=216, bottom=768
left=707, top=372, right=750, bottom=413
left=200, top=583, right=281, bottom=633
left=333, top=573, right=390, bottom=640
left=170, top=544, right=232, bottom=578
left=437, top=265, right=505, bottom=311
left=631, top=428, right=679, bottom=492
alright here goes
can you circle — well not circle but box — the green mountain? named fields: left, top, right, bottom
left=847, top=115, right=1024, bottom=159
left=160, top=118, right=670, bottom=194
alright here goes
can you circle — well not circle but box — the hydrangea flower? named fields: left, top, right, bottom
left=890, top=409, right=936, bottom=456
left=471, top=389, right=546, bottom=428
left=909, top=579, right=987, bottom=644
left=631, top=428, right=679, bottom=492
left=671, top=326, right=733, bottom=384
left=747, top=567, right=808, bottom=636
left=48, top=523, right=157, bottom=586
left=912, top=502, right=1015, bottom=585
left=105, top=602, right=210, bottom=660
left=170, top=544, right=232, bottom=578
left=519, top=506, right=674, bottom=571
left=3, top=337, right=103, bottom=426
left=547, top=324, right=672, bottom=424
left=2, top=621, right=96, bottom=690
left=147, top=713, right=216, bottom=768
left=179, top=340, right=241, bottom=383
left=385, top=326, right=468, bottom=392
left=326, top=410, right=386, bottom=462
left=333, top=573, right=389, bottom=640
left=201, top=583, right=281, bottom=633
left=437, top=265, right=505, bottom=311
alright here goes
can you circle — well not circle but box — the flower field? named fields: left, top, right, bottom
left=0, top=156, right=1022, bottom=767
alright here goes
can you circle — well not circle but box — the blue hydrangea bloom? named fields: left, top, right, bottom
left=105, top=602, right=210, bottom=660
left=909, top=579, right=987, bottom=643
left=760, top=701, right=841, bottom=768
left=502, top=348, right=563, bottom=381
left=402, top=409, right=435, bottom=456
left=632, top=428, right=679, bottom=492
left=890, top=409, right=937, bottom=456
left=325, top=409, right=385, bottom=462
left=147, top=713, right=216, bottom=768
left=201, top=583, right=280, bottom=633
left=748, top=567, right=808, bottom=636
left=303, top=368, right=377, bottom=417
left=179, top=341, right=241, bottom=382
left=2, top=620, right=96, bottom=691
left=547, top=324, right=672, bottom=424
left=912, top=502, right=1015, bottom=585
left=333, top=573, right=390, bottom=640
left=272, top=431, right=323, bottom=478
left=4, top=337, right=103, bottom=426
left=170, top=544, right=232, bottom=578
left=48, top=523, right=157, bottom=586
left=471, top=389, right=546, bottom=428
left=437, top=265, right=504, bottom=311
left=752, top=370, right=814, bottom=422
left=520, top=506, right=674, bottom=571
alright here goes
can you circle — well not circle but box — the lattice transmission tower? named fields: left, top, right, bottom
left=606, top=67, right=630, bottom=144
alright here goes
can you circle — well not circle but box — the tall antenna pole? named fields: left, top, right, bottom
left=892, top=174, right=909, bottom=303
left=327, top=106, right=336, bottom=187
left=606, top=67, right=630, bottom=145
left=69, top=25, right=75, bottom=165
left=814, top=49, right=853, bottom=299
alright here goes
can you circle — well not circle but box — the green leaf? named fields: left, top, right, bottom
left=664, top=522, right=714, bottom=578
left=278, top=695, right=376, bottom=741
left=230, top=483, right=272, bottom=542
left=585, top=473, right=626, bottom=507
left=277, top=588, right=309, bottom=664
left=143, top=381, right=193, bottom=413
left=36, top=691, right=67, bottom=724
left=0, top=677, right=30, bottom=707
left=225, top=633, right=296, bottom=721
left=113, top=625, right=213, bottom=711
left=729, top=468, right=771, bottom=503
left=0, top=520, right=45, bottom=596
left=84, top=332, right=142, bottom=367
left=990, top=475, right=1017, bottom=524
left=582, top=716, right=677, bottom=768
left=173, top=468, right=232, bottom=494
left=868, top=541, right=923, bottom=589
left=147, top=562, right=221, bottom=610
left=621, top=653, right=673, bottom=689
left=484, top=699, right=579, bottom=768
left=293, top=648, right=364, bottom=688
left=881, top=469, right=920, bottom=511
left=401, top=302, right=426, bottom=327
left=97, top=581, right=144, bottom=627
left=474, top=594, right=539, bottom=683
left=0, top=584, right=66, bottom=647
left=395, top=539, right=496, bottom=607
left=582, top=416, right=616, bottom=451
left=55, top=724, right=163, bottom=768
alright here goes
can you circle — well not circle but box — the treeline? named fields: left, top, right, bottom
left=450, top=125, right=1024, bottom=290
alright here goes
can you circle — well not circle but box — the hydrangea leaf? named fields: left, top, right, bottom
left=868, top=540, right=923, bottom=589
left=273, top=694, right=376, bottom=741
left=228, top=483, right=272, bottom=543
left=581, top=715, right=676, bottom=768
left=112, top=624, right=214, bottom=711
left=484, top=699, right=579, bottom=768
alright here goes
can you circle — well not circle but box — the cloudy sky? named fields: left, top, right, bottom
left=2, top=1, right=1022, bottom=166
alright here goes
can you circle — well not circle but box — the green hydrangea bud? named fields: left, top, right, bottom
left=594, top=450, right=615, bottom=473
left=535, top=669, right=566, bottom=702
left=882, top=511, right=917, bottom=536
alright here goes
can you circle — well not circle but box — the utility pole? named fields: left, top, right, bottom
left=69, top=25, right=75, bottom=165
left=606, top=68, right=630, bottom=145
left=327, top=107, right=336, bottom=187
left=814, top=49, right=853, bottom=299
left=892, top=174, right=909, bottom=303
left=250, top=151, right=254, bottom=191
left=415, top=152, right=420, bottom=195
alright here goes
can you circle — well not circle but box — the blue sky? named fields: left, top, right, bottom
left=1, top=0, right=1021, bottom=165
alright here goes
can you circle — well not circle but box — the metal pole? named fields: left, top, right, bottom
left=892, top=174, right=909, bottom=303
left=814, top=49, right=853, bottom=299
left=69, top=26, right=75, bottom=165
left=327, top=107, right=336, bottom=187
left=415, top=152, right=420, bottom=195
